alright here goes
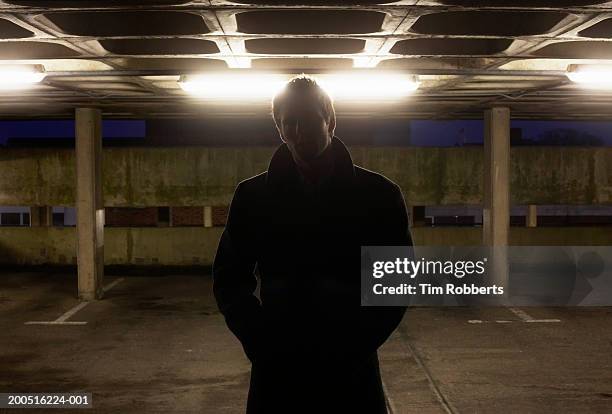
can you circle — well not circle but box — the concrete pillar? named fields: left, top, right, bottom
left=483, top=107, right=510, bottom=291
left=43, top=206, right=53, bottom=226
left=203, top=206, right=213, bottom=228
left=30, top=206, right=53, bottom=226
left=75, top=108, right=104, bottom=300
left=527, top=204, right=537, bottom=227
left=483, top=107, right=510, bottom=246
left=29, top=207, right=39, bottom=226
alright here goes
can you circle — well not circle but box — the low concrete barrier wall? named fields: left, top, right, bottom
left=1, top=226, right=610, bottom=267
left=1, top=146, right=611, bottom=206
left=0, top=227, right=223, bottom=266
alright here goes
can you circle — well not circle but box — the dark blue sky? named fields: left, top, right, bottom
left=0, top=120, right=145, bottom=146
left=411, top=120, right=612, bottom=146
left=1, top=119, right=612, bottom=147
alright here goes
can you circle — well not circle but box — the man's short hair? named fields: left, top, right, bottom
left=271, top=75, right=336, bottom=130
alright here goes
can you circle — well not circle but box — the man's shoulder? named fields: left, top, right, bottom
left=234, top=167, right=401, bottom=197
left=354, top=165, right=401, bottom=194
left=235, top=172, right=268, bottom=195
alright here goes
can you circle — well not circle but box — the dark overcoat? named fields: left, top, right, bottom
left=213, top=136, right=413, bottom=414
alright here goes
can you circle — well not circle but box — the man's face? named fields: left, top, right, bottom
left=276, top=95, right=333, bottom=162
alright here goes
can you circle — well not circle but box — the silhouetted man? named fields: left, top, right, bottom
left=213, top=76, right=412, bottom=413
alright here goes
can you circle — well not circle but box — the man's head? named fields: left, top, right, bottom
left=272, top=75, right=336, bottom=162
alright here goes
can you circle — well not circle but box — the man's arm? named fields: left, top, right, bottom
left=212, top=182, right=263, bottom=363
left=355, top=183, right=412, bottom=356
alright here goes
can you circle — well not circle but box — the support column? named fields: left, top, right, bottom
left=203, top=206, right=213, bottom=228
left=527, top=204, right=537, bottom=228
left=483, top=107, right=510, bottom=290
left=30, top=206, right=53, bottom=227
left=75, top=108, right=104, bottom=300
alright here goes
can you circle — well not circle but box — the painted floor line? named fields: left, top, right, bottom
left=24, top=321, right=88, bottom=325
left=25, top=277, right=125, bottom=326
left=526, top=319, right=562, bottom=323
left=103, top=277, right=124, bottom=293
left=468, top=319, right=561, bottom=324
left=508, top=307, right=534, bottom=321
left=55, top=301, right=89, bottom=323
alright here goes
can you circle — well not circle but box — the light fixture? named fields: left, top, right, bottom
left=179, top=71, right=419, bottom=100
left=179, top=73, right=288, bottom=100
left=566, top=64, right=612, bottom=87
left=317, top=73, right=419, bottom=100
left=0, top=64, right=46, bottom=89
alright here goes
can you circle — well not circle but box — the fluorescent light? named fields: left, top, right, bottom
left=179, top=72, right=419, bottom=100
left=317, top=73, right=419, bottom=100
left=0, top=64, right=46, bottom=89
left=566, top=64, right=612, bottom=87
left=179, top=73, right=288, bottom=99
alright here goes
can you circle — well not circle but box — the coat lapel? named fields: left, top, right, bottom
left=265, top=136, right=356, bottom=194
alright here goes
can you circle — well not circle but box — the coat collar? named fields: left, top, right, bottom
left=265, top=136, right=356, bottom=191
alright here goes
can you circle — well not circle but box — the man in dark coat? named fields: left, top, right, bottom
left=213, top=76, right=412, bottom=413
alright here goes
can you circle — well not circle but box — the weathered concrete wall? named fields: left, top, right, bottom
left=0, top=147, right=274, bottom=207
left=511, top=147, right=612, bottom=205
left=351, top=147, right=484, bottom=205
left=1, top=146, right=611, bottom=206
left=0, top=227, right=223, bottom=266
left=1, top=226, right=611, bottom=267
left=411, top=227, right=612, bottom=246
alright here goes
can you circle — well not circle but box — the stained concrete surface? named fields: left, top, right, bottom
left=4, top=226, right=612, bottom=268
left=2, top=146, right=612, bottom=208
left=390, top=307, right=612, bottom=414
left=1, top=271, right=611, bottom=413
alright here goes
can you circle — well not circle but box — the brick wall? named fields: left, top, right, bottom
left=212, top=206, right=229, bottom=226
left=103, top=206, right=230, bottom=227
left=105, top=207, right=158, bottom=227
left=172, top=206, right=204, bottom=226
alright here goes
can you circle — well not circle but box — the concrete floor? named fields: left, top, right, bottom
left=1, top=271, right=611, bottom=413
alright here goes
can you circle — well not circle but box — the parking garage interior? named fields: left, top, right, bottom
left=1, top=1, right=612, bottom=413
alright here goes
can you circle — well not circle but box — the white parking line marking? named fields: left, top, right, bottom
left=525, top=319, right=562, bottom=323
left=55, top=301, right=89, bottom=323
left=103, top=278, right=124, bottom=293
left=468, top=319, right=561, bottom=324
left=24, top=321, right=87, bottom=325
left=25, top=277, right=125, bottom=325
left=508, top=307, right=534, bottom=321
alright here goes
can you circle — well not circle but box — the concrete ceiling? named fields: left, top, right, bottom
left=1, top=1, right=612, bottom=119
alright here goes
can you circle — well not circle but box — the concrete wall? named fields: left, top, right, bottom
left=411, top=227, right=612, bottom=246
left=0, top=227, right=223, bottom=266
left=1, top=146, right=611, bottom=207
left=2, top=145, right=611, bottom=266
left=1, top=226, right=611, bottom=267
